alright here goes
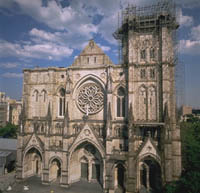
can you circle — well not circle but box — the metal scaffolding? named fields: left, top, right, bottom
left=113, top=0, right=182, bottom=122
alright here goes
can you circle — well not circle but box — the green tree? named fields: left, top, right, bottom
left=164, top=119, right=200, bottom=193
left=0, top=122, right=18, bottom=138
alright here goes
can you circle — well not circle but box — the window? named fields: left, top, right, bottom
left=150, top=48, right=155, bottom=59
left=117, top=87, right=125, bottom=117
left=59, top=88, right=65, bottom=116
left=94, top=57, right=96, bottom=63
left=140, top=69, right=146, bottom=79
left=34, top=90, right=39, bottom=102
left=41, top=90, right=47, bottom=102
left=150, top=69, right=155, bottom=79
left=87, top=57, right=89, bottom=64
left=141, top=49, right=146, bottom=59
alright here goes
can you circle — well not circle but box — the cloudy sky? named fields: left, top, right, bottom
left=0, top=0, right=200, bottom=108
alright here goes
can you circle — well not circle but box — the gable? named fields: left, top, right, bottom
left=69, top=123, right=105, bottom=158
left=72, top=40, right=113, bottom=66
left=24, top=133, right=44, bottom=151
left=138, top=138, right=160, bottom=162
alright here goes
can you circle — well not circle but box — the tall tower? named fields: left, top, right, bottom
left=114, top=0, right=181, bottom=192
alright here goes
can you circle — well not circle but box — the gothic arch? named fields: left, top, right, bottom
left=48, top=156, right=63, bottom=167
left=33, top=89, right=39, bottom=102
left=41, top=89, right=47, bottom=102
left=72, top=74, right=106, bottom=99
left=148, top=85, right=157, bottom=121
left=137, top=155, right=162, bottom=192
left=49, top=157, right=62, bottom=181
left=68, top=140, right=105, bottom=184
left=54, top=85, right=66, bottom=96
left=113, top=84, right=126, bottom=95
left=138, top=85, right=147, bottom=121
left=23, top=145, right=43, bottom=161
left=23, top=146, right=43, bottom=178
left=72, top=74, right=106, bottom=115
left=111, top=162, right=127, bottom=191
left=69, top=138, right=105, bottom=161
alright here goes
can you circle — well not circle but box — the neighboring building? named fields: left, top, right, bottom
left=0, top=92, right=10, bottom=127
left=16, top=1, right=181, bottom=193
left=181, top=105, right=200, bottom=121
left=9, top=101, right=22, bottom=126
left=0, top=92, right=22, bottom=127
left=0, top=138, right=17, bottom=175
left=182, top=106, right=192, bottom=116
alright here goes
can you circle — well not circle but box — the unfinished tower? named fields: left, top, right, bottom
left=114, top=0, right=181, bottom=192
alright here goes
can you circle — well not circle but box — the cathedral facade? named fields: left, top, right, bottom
left=16, top=2, right=182, bottom=193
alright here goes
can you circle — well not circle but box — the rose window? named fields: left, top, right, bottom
left=77, top=83, right=104, bottom=114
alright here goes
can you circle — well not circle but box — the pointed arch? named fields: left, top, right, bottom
left=49, top=157, right=62, bottom=182
left=138, top=85, right=147, bottom=121
left=68, top=140, right=104, bottom=184
left=41, top=89, right=47, bottom=102
left=137, top=155, right=162, bottom=192
left=23, top=146, right=43, bottom=178
left=148, top=85, right=157, bottom=121
left=33, top=90, right=39, bottom=102
left=69, top=138, right=105, bottom=161
left=72, top=74, right=105, bottom=99
left=58, top=87, right=66, bottom=117
left=116, top=87, right=126, bottom=117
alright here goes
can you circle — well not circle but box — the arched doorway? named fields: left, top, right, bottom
left=69, top=142, right=103, bottom=185
left=23, top=147, right=42, bottom=178
left=49, top=158, right=61, bottom=182
left=139, top=156, right=162, bottom=193
left=114, top=163, right=126, bottom=193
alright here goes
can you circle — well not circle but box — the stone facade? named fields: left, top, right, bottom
left=16, top=3, right=181, bottom=193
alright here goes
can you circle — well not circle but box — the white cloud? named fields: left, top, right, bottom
left=97, top=44, right=111, bottom=52
left=191, top=25, right=200, bottom=40
left=2, top=72, right=23, bottom=78
left=179, top=25, right=200, bottom=55
left=179, top=39, right=200, bottom=55
left=178, top=9, right=193, bottom=27
left=176, top=0, right=200, bottom=8
left=0, top=39, right=73, bottom=60
left=0, top=62, right=19, bottom=68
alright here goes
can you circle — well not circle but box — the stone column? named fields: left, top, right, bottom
left=16, top=135, right=24, bottom=181
left=42, top=151, right=50, bottom=185
left=60, top=152, right=69, bottom=188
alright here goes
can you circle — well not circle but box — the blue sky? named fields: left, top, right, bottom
left=0, top=0, right=200, bottom=108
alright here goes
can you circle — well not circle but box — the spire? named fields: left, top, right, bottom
left=46, top=102, right=52, bottom=130
left=106, top=102, right=112, bottom=138
left=64, top=102, right=69, bottom=128
left=107, top=67, right=112, bottom=93
left=128, top=103, right=134, bottom=127
left=19, top=102, right=26, bottom=133
left=128, top=103, right=138, bottom=138
left=107, top=102, right=112, bottom=121
left=164, top=102, right=170, bottom=124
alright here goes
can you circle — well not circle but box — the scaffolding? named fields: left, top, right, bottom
left=114, top=0, right=182, bottom=122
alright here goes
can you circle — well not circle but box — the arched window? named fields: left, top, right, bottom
left=117, top=87, right=125, bottom=117
left=58, top=88, right=65, bottom=117
left=34, top=90, right=39, bottom=102
left=141, top=49, right=146, bottom=60
left=148, top=86, right=157, bottom=121
left=41, top=90, right=47, bottom=102
left=150, top=48, right=155, bottom=59
left=139, top=86, right=147, bottom=121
